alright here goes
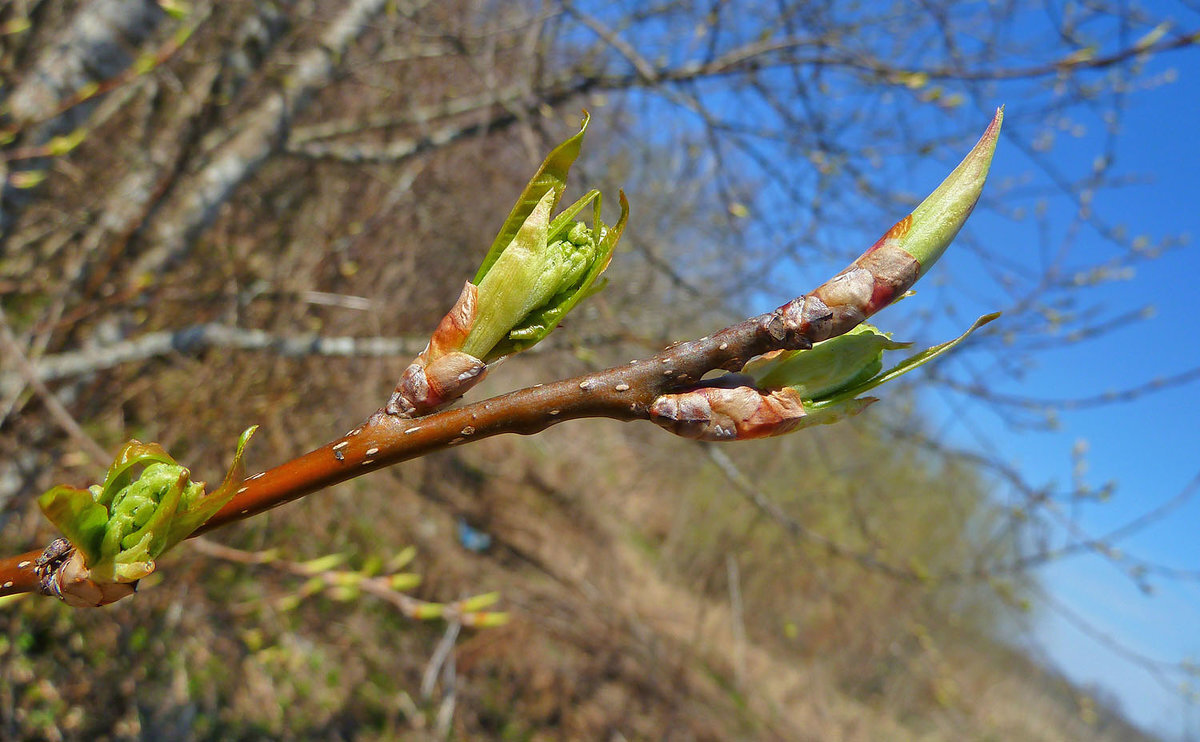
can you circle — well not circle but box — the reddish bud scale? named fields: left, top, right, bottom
left=861, top=214, right=918, bottom=312
left=45, top=550, right=137, bottom=607
left=799, top=215, right=921, bottom=339
left=777, top=107, right=1002, bottom=341
left=32, top=540, right=136, bottom=607
left=426, top=282, right=478, bottom=359
left=387, top=282, right=487, bottom=417
left=649, top=385, right=807, bottom=441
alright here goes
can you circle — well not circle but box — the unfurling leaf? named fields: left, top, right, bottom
left=466, top=188, right=627, bottom=360
left=650, top=316, right=998, bottom=442
left=388, top=113, right=627, bottom=417
left=755, top=314, right=999, bottom=411
left=812, top=313, right=1001, bottom=409
left=742, top=324, right=910, bottom=399
left=463, top=113, right=628, bottom=361
left=38, top=426, right=257, bottom=590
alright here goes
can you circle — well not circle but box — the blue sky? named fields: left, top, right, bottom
left=922, top=31, right=1200, bottom=741
left=581, top=2, right=1199, bottom=734
left=700, top=7, right=1200, bottom=737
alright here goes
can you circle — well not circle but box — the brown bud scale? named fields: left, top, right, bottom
left=387, top=282, right=486, bottom=417
left=36, top=542, right=137, bottom=608
left=649, top=385, right=807, bottom=441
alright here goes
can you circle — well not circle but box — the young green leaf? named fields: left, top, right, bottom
left=812, top=313, right=1000, bottom=409
left=161, top=425, right=257, bottom=550
left=37, top=486, right=109, bottom=567
left=37, top=426, right=258, bottom=588
left=474, top=113, right=591, bottom=282
left=742, top=324, right=910, bottom=399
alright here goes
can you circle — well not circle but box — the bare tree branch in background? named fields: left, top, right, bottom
left=2, top=1, right=1198, bottom=739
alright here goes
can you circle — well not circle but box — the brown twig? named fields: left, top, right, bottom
left=0, top=267, right=847, bottom=596
left=187, top=538, right=504, bottom=626
left=0, top=108, right=1004, bottom=600
left=201, top=298, right=824, bottom=527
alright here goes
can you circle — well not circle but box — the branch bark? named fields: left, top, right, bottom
left=0, top=256, right=901, bottom=597
left=0, top=107, right=1003, bottom=601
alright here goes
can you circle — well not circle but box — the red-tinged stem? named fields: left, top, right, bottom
left=0, top=267, right=929, bottom=598
left=199, top=305, right=801, bottom=529
left=0, top=553, right=42, bottom=596
left=1, top=109, right=1003, bottom=601
left=0, top=299, right=813, bottom=598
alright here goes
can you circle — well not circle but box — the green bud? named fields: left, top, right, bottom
left=297, top=552, right=348, bottom=575
left=894, top=107, right=1003, bottom=275
left=328, top=584, right=361, bottom=602
left=465, top=611, right=511, bottom=628
left=133, top=52, right=159, bottom=76
left=276, top=594, right=303, bottom=612
left=9, top=170, right=46, bottom=189
left=455, top=591, right=501, bottom=613
left=299, top=577, right=326, bottom=597
left=329, top=571, right=366, bottom=587
left=38, top=426, right=257, bottom=583
left=75, top=82, right=100, bottom=101
left=387, top=572, right=422, bottom=591
left=158, top=0, right=193, bottom=20
left=387, top=546, right=417, bottom=571
left=460, top=114, right=628, bottom=361
left=47, top=129, right=87, bottom=156
left=411, top=603, right=445, bottom=620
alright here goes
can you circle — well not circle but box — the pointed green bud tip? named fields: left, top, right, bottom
left=37, top=426, right=257, bottom=585
left=456, top=591, right=501, bottom=613
left=412, top=603, right=445, bottom=620
left=466, top=611, right=511, bottom=628
left=803, top=109, right=1002, bottom=331
left=894, top=107, right=1003, bottom=275
left=298, top=552, right=348, bottom=575
left=387, top=572, right=422, bottom=591
left=158, top=0, right=194, bottom=21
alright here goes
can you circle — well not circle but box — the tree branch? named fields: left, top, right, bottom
left=0, top=324, right=428, bottom=396
left=0, top=253, right=883, bottom=597
left=0, top=107, right=1004, bottom=602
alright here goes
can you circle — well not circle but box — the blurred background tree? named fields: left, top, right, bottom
left=1, top=1, right=1196, bottom=739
